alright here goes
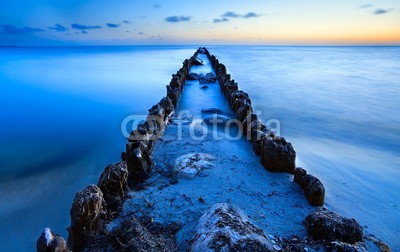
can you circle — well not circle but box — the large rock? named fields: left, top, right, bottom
left=229, top=90, right=249, bottom=111
left=305, top=208, right=363, bottom=244
left=236, top=100, right=253, bottom=122
left=190, top=203, right=274, bottom=252
left=202, top=114, right=234, bottom=127
left=222, top=80, right=238, bottom=97
left=173, top=153, right=215, bottom=179
left=36, top=228, right=68, bottom=252
left=167, top=85, right=180, bottom=106
left=67, top=185, right=106, bottom=251
left=187, top=72, right=200, bottom=80
left=193, top=57, right=204, bottom=66
left=294, top=168, right=325, bottom=206
left=126, top=142, right=153, bottom=186
left=304, top=174, right=325, bottom=206
left=98, top=162, right=129, bottom=213
left=170, top=75, right=183, bottom=91
left=294, top=167, right=308, bottom=189
left=199, top=73, right=217, bottom=84
left=260, top=136, right=296, bottom=174
left=158, top=97, right=174, bottom=116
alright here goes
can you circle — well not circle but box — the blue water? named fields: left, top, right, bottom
left=0, top=46, right=399, bottom=250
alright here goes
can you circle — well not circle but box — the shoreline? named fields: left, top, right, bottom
left=36, top=48, right=391, bottom=252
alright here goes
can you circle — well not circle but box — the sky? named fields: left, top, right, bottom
left=0, top=0, right=399, bottom=46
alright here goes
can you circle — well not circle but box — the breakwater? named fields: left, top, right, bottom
left=36, top=48, right=390, bottom=252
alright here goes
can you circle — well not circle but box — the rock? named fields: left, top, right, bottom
left=223, top=80, right=238, bottom=97
left=158, top=97, right=174, bottom=115
left=217, top=63, right=227, bottom=77
left=198, top=47, right=208, bottom=54
left=201, top=108, right=224, bottom=115
left=148, top=104, right=166, bottom=119
left=193, top=57, right=204, bottom=66
left=37, top=228, right=68, bottom=252
left=170, top=76, right=183, bottom=91
left=305, top=208, right=363, bottom=244
left=98, top=162, right=129, bottom=213
left=146, top=114, right=166, bottom=139
left=137, top=123, right=148, bottom=135
left=187, top=72, right=200, bottom=80
left=229, top=90, right=249, bottom=110
left=190, top=203, right=274, bottom=252
left=199, top=72, right=217, bottom=84
left=294, top=168, right=325, bottom=206
left=200, top=85, right=209, bottom=89
left=260, top=136, right=296, bottom=174
left=236, top=100, right=253, bottom=122
left=294, top=167, right=308, bottom=190
left=304, top=174, right=325, bottom=206
left=126, top=142, right=153, bottom=186
left=202, top=114, right=234, bottom=127
left=167, top=85, right=180, bottom=106
left=67, top=185, right=106, bottom=251
left=173, top=153, right=215, bottom=179
left=241, top=113, right=258, bottom=136
left=103, top=217, right=179, bottom=251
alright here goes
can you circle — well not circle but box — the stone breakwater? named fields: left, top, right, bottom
left=206, top=49, right=325, bottom=207
left=36, top=48, right=390, bottom=252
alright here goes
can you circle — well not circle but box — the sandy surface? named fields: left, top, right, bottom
left=116, top=53, right=315, bottom=249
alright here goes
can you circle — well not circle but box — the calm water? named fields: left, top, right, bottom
left=0, top=46, right=399, bottom=250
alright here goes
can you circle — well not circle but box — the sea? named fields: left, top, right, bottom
left=0, top=45, right=399, bottom=251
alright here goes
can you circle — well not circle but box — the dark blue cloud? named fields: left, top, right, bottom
left=373, top=8, right=393, bottom=15
left=243, top=12, right=261, bottom=18
left=1, top=25, right=44, bottom=34
left=71, top=23, right=102, bottom=30
left=123, top=20, right=130, bottom=24
left=153, top=4, right=160, bottom=8
left=165, top=16, right=191, bottom=23
left=138, top=32, right=144, bottom=35
left=48, top=24, right=68, bottom=32
left=213, top=18, right=229, bottom=23
left=106, top=23, right=120, bottom=28
left=222, top=11, right=240, bottom=18
left=213, top=11, right=262, bottom=23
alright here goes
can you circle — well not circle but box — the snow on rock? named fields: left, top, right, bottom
left=36, top=227, right=67, bottom=252
left=189, top=203, right=274, bottom=252
left=173, top=153, right=215, bottom=180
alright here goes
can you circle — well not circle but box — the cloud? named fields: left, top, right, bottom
left=373, top=8, right=393, bottom=15
left=106, top=23, right=120, bottom=28
left=165, top=16, right=191, bottom=23
left=1, top=24, right=44, bottom=34
left=213, top=11, right=262, bottom=23
left=243, top=12, right=261, bottom=18
left=222, top=11, right=240, bottom=18
left=122, top=20, right=130, bottom=24
left=360, top=4, right=374, bottom=8
left=48, top=24, right=68, bottom=32
left=153, top=4, right=160, bottom=8
left=71, top=23, right=102, bottom=30
left=213, top=18, right=229, bottom=23
left=138, top=32, right=144, bottom=35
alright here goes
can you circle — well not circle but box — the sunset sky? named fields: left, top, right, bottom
left=1, top=0, right=399, bottom=46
